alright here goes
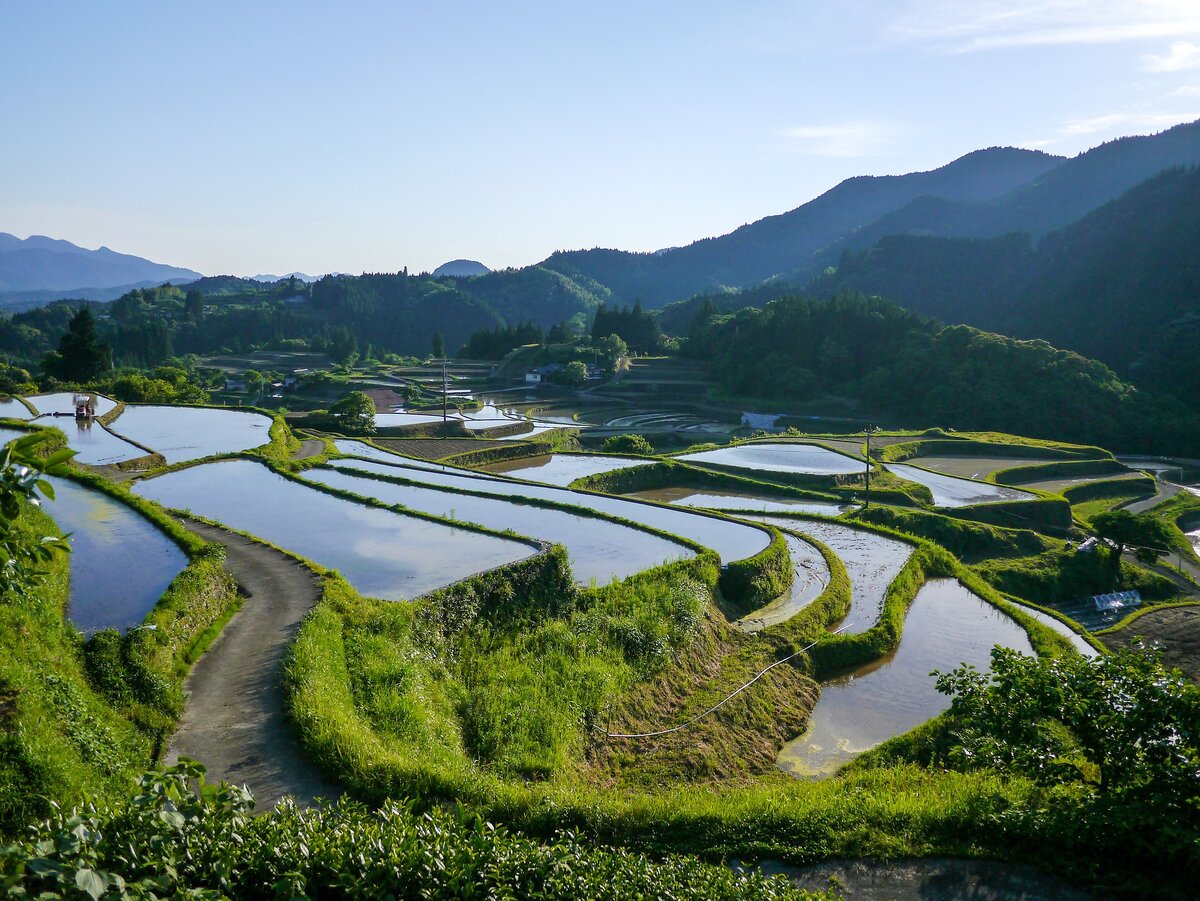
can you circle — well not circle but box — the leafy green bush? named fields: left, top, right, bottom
left=600, top=433, right=654, bottom=455
left=935, top=647, right=1200, bottom=881
left=0, top=760, right=830, bottom=900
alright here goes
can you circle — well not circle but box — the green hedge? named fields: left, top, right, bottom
left=988, top=458, right=1130, bottom=485
left=1062, top=475, right=1157, bottom=505
left=850, top=505, right=1052, bottom=563
left=878, top=438, right=1110, bottom=464
left=717, top=527, right=792, bottom=614
left=945, top=496, right=1074, bottom=535
left=439, top=441, right=556, bottom=467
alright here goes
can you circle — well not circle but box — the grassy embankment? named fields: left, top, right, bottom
left=0, top=428, right=239, bottom=835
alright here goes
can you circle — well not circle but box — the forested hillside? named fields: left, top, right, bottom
left=813, top=119, right=1200, bottom=268
left=812, top=166, right=1200, bottom=407
left=0, top=265, right=610, bottom=368
left=688, top=293, right=1200, bottom=453
left=542, top=147, right=1061, bottom=307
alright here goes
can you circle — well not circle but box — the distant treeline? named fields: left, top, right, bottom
left=688, top=292, right=1200, bottom=454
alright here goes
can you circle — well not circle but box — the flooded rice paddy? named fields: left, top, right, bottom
left=52, top=420, right=146, bottom=465
left=334, top=440, right=456, bottom=471
left=0, top=397, right=32, bottom=419
left=1010, top=603, right=1099, bottom=657
left=906, top=455, right=1062, bottom=480
left=778, top=579, right=1033, bottom=777
left=745, top=516, right=914, bottom=635
left=133, top=460, right=533, bottom=599
left=28, top=393, right=119, bottom=418
left=886, top=463, right=1036, bottom=507
left=46, top=477, right=187, bottom=633
left=482, top=453, right=651, bottom=486
left=735, top=532, right=829, bottom=632
left=109, top=406, right=272, bottom=464
left=633, top=487, right=846, bottom=516
left=304, top=467, right=692, bottom=585
left=329, top=457, right=772, bottom=562
left=677, top=442, right=864, bottom=476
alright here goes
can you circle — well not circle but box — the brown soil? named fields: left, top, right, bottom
left=167, top=519, right=338, bottom=808
left=1100, top=604, right=1200, bottom=682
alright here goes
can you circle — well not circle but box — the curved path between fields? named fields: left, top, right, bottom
left=167, top=518, right=338, bottom=809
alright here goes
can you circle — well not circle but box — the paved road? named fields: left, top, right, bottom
left=167, top=519, right=337, bottom=808
left=294, top=438, right=326, bottom=460
left=1122, top=479, right=1181, bottom=514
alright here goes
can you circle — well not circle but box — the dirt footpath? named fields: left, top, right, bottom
left=167, top=519, right=337, bottom=808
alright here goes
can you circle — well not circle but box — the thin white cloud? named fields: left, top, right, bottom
left=1059, top=110, right=1199, bottom=135
left=1146, top=40, right=1200, bottom=71
left=779, top=121, right=900, bottom=157
left=891, top=1, right=1200, bottom=53
left=1168, top=84, right=1200, bottom=96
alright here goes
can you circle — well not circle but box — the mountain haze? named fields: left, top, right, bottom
left=0, top=233, right=201, bottom=300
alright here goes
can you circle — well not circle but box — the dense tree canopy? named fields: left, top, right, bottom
left=688, top=292, right=1200, bottom=453
left=42, top=307, right=112, bottom=382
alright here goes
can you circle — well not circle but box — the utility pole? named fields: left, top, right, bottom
left=864, top=425, right=873, bottom=510
left=442, top=357, right=448, bottom=426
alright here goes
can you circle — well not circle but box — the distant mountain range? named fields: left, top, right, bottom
left=543, top=119, right=1200, bottom=309
left=0, top=233, right=201, bottom=308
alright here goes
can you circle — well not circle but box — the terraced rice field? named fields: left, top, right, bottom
left=330, top=458, right=773, bottom=563
left=110, top=405, right=272, bottom=463
left=778, top=579, right=1033, bottom=777
left=0, top=397, right=32, bottom=419
left=904, top=455, right=1063, bottom=480
left=48, top=421, right=145, bottom=466
left=28, top=392, right=119, bottom=418
left=483, top=453, right=651, bottom=485
left=46, top=477, right=187, bottom=633
left=739, top=514, right=914, bottom=635
left=632, top=487, right=845, bottom=516
left=304, top=466, right=692, bottom=585
left=133, top=460, right=534, bottom=599
left=733, top=531, right=829, bottom=632
left=886, top=463, right=1035, bottom=507
left=677, top=442, right=864, bottom=476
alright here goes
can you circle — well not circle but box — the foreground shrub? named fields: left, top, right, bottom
left=935, top=646, right=1200, bottom=882
left=0, top=760, right=831, bottom=900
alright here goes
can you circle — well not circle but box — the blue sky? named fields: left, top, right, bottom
left=2, top=1, right=1199, bottom=276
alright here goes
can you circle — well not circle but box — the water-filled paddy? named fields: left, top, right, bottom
left=483, top=454, right=651, bottom=486
left=334, top=439, right=453, bottom=470
left=329, top=457, right=772, bottom=562
left=778, top=579, right=1033, bottom=777
left=633, top=487, right=846, bottom=516
left=28, top=393, right=118, bottom=418
left=677, top=442, right=864, bottom=476
left=133, top=460, right=533, bottom=599
left=1010, top=603, right=1099, bottom=657
left=906, top=455, right=1063, bottom=480
left=0, top=397, right=32, bottom=419
left=735, top=532, right=829, bottom=632
left=0, top=426, right=28, bottom=444
left=110, top=406, right=272, bottom=463
left=746, top=516, right=914, bottom=635
left=45, top=477, right=187, bottom=633
left=304, top=467, right=691, bottom=585
left=50, top=421, right=146, bottom=466
left=886, top=463, right=1036, bottom=507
